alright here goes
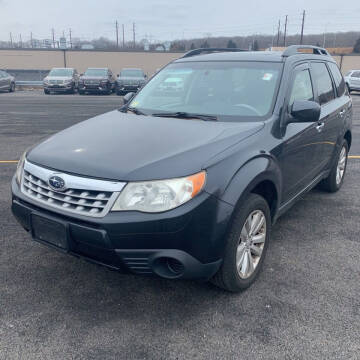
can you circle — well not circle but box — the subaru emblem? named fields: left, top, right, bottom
left=48, top=175, right=66, bottom=191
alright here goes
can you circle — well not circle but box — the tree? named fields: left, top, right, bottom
left=253, top=40, right=259, bottom=51
left=354, top=37, right=360, bottom=53
left=190, top=43, right=196, bottom=50
left=227, top=39, right=237, bottom=48
left=200, top=40, right=210, bottom=48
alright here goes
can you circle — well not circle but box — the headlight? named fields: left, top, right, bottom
left=112, top=171, right=206, bottom=213
left=43, top=79, right=49, bottom=85
left=15, top=151, right=26, bottom=185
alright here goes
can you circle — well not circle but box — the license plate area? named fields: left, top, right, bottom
left=31, top=214, right=68, bottom=250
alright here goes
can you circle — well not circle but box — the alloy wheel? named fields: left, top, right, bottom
left=236, top=210, right=266, bottom=279
left=336, top=146, right=347, bottom=185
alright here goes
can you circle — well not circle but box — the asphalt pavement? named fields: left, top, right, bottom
left=0, top=90, right=359, bottom=360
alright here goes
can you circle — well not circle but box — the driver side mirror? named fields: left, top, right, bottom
left=123, top=92, right=135, bottom=104
left=287, top=100, right=321, bottom=125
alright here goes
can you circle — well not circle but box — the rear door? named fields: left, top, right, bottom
left=309, top=61, right=344, bottom=167
left=280, top=63, right=325, bottom=201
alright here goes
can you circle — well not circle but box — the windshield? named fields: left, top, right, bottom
left=129, top=61, right=282, bottom=121
left=121, top=69, right=144, bottom=77
left=84, top=69, right=107, bottom=76
left=48, top=68, right=73, bottom=77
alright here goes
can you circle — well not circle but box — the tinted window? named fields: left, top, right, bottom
left=121, top=70, right=144, bottom=77
left=311, top=62, right=335, bottom=105
left=352, top=71, right=360, bottom=78
left=289, top=70, right=314, bottom=105
left=84, top=69, right=108, bottom=76
left=49, top=68, right=74, bottom=76
left=328, top=62, right=345, bottom=96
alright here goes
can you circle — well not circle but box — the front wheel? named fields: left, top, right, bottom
left=9, top=82, right=15, bottom=92
left=320, top=140, right=348, bottom=192
left=211, top=193, right=271, bottom=292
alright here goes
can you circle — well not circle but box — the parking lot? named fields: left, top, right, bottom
left=0, top=90, right=359, bottom=359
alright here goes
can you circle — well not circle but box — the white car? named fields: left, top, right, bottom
left=344, top=70, right=360, bottom=93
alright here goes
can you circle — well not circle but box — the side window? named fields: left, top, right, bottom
left=328, top=62, right=345, bottom=97
left=352, top=71, right=360, bottom=78
left=311, top=62, right=335, bottom=105
left=289, top=69, right=314, bottom=105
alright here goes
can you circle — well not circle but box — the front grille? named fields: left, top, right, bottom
left=85, top=80, right=100, bottom=85
left=21, top=160, right=126, bottom=218
left=49, top=80, right=64, bottom=85
left=122, top=256, right=152, bottom=274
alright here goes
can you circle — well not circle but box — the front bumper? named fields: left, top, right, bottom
left=116, top=84, right=141, bottom=92
left=12, top=177, right=233, bottom=280
left=79, top=84, right=110, bottom=93
left=44, top=84, right=73, bottom=92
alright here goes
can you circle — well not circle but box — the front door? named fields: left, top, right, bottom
left=279, top=63, right=324, bottom=203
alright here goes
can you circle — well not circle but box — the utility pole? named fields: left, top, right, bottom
left=19, top=34, right=22, bottom=48
left=10, top=32, right=13, bottom=48
left=133, top=22, right=136, bottom=48
left=115, top=21, right=119, bottom=48
left=69, top=28, right=73, bottom=49
left=283, top=15, right=288, bottom=46
left=122, top=24, right=125, bottom=47
left=52, top=28, right=55, bottom=48
left=276, top=19, right=281, bottom=46
left=30, top=32, right=33, bottom=48
left=300, top=10, right=305, bottom=45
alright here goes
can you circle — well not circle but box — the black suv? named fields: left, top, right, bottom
left=12, top=46, right=352, bottom=292
left=116, top=68, right=147, bottom=95
left=78, top=68, right=115, bottom=95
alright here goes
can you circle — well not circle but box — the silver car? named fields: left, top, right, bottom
left=43, top=68, right=79, bottom=94
left=344, top=70, right=360, bottom=93
left=0, top=70, right=15, bottom=92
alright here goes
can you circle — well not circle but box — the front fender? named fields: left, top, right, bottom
left=218, top=156, right=282, bottom=211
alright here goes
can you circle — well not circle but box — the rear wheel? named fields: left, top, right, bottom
left=44, top=89, right=50, bottom=95
left=211, top=193, right=270, bottom=292
left=320, top=140, right=348, bottom=193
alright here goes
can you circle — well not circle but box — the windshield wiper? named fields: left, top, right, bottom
left=119, top=106, right=147, bottom=116
left=151, top=111, right=218, bottom=121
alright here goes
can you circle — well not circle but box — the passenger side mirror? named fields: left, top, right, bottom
left=123, top=92, right=135, bottom=104
left=288, top=100, right=321, bottom=124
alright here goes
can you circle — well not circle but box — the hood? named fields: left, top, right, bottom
left=45, top=76, right=73, bottom=81
left=27, top=111, right=264, bottom=181
left=118, top=76, right=145, bottom=81
left=80, top=76, right=107, bottom=80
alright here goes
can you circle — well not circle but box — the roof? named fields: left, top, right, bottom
left=121, top=68, right=143, bottom=71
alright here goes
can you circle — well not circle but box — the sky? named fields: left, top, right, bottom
left=0, top=0, right=359, bottom=44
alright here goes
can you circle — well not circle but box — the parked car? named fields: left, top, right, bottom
left=12, top=46, right=352, bottom=292
left=78, top=68, right=115, bottom=95
left=0, top=70, right=15, bottom=92
left=344, top=70, right=360, bottom=93
left=43, top=68, right=79, bottom=94
left=116, top=68, right=147, bottom=95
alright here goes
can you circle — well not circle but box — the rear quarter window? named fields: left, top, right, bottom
left=328, top=62, right=346, bottom=97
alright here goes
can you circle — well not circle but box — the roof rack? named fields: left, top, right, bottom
left=181, top=48, right=246, bottom=58
left=282, top=45, right=330, bottom=57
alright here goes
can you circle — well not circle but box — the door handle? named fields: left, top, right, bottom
left=339, top=109, right=346, bottom=117
left=316, top=122, right=325, bottom=132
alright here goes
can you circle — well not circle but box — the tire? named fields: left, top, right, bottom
left=9, top=82, right=15, bottom=92
left=320, top=139, right=348, bottom=193
left=44, top=89, right=50, bottom=95
left=116, top=90, right=123, bottom=96
left=78, top=90, right=85, bottom=95
left=211, top=193, right=271, bottom=292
